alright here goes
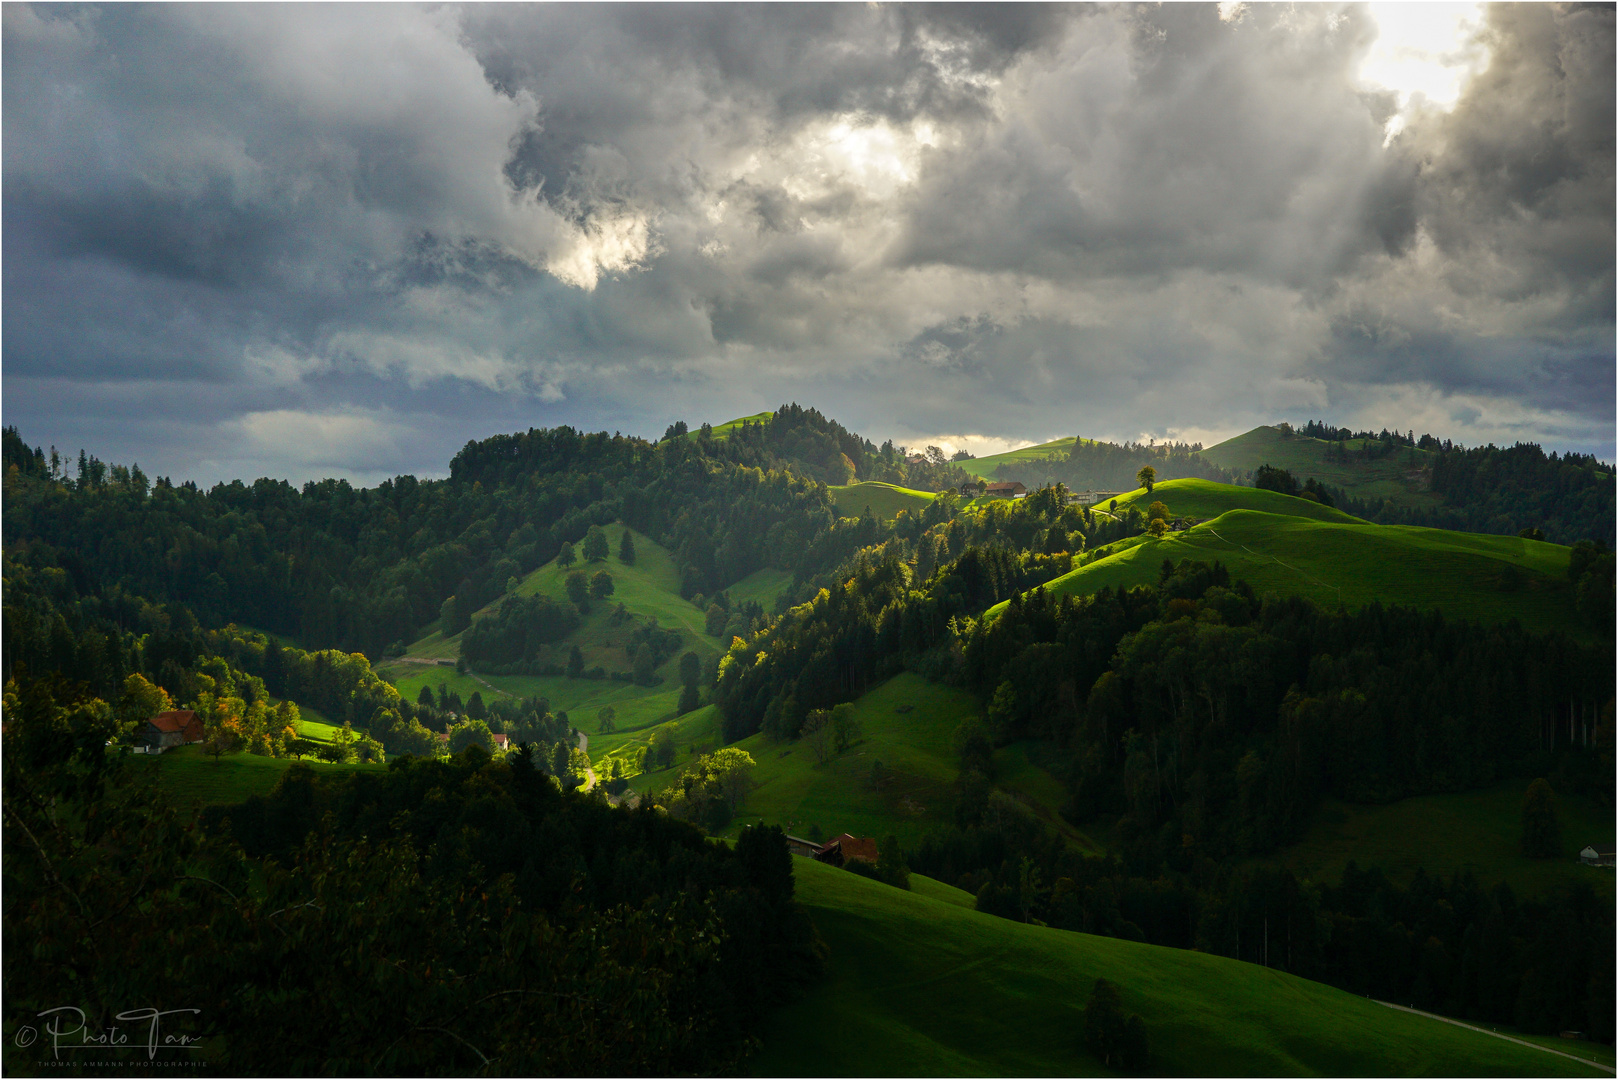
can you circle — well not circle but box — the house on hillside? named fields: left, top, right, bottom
left=812, top=833, right=879, bottom=867
left=784, top=835, right=822, bottom=858
left=1579, top=845, right=1615, bottom=867
left=984, top=481, right=1026, bottom=499
left=959, top=481, right=985, bottom=497
left=905, top=453, right=928, bottom=465
left=491, top=733, right=510, bottom=751
left=1069, top=490, right=1121, bottom=507
left=1169, top=517, right=1193, bottom=532
left=135, top=710, right=204, bottom=753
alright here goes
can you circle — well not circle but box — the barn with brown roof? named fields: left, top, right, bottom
left=812, top=833, right=879, bottom=867
left=136, top=710, right=204, bottom=753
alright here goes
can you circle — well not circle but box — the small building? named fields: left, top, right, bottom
left=135, top=710, right=204, bottom=754
left=1579, top=845, right=1615, bottom=867
left=905, top=453, right=928, bottom=465
left=1169, top=517, right=1193, bottom=532
left=984, top=481, right=1026, bottom=499
left=812, top=833, right=880, bottom=867
left=491, top=733, right=511, bottom=751
left=1069, top=490, right=1121, bottom=507
left=959, top=481, right=984, bottom=497
left=784, top=835, right=821, bottom=858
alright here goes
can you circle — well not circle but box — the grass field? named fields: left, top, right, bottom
left=1108, top=476, right=1366, bottom=525
left=993, top=482, right=1580, bottom=638
left=725, top=566, right=795, bottom=611
left=957, top=437, right=1079, bottom=479
left=656, top=673, right=978, bottom=848
left=751, top=857, right=1600, bottom=1076
left=1272, top=779, right=1617, bottom=901
left=131, top=745, right=385, bottom=807
left=1200, top=425, right=1443, bottom=509
left=829, top=480, right=937, bottom=520
left=377, top=524, right=725, bottom=746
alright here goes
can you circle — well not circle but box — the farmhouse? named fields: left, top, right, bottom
left=492, top=733, right=511, bottom=750
left=812, top=833, right=879, bottom=867
left=1579, top=845, right=1615, bottom=867
left=984, top=481, right=1026, bottom=499
left=1069, top=489, right=1121, bottom=507
left=135, top=710, right=204, bottom=753
left=959, top=481, right=985, bottom=497
left=784, top=835, right=822, bottom=858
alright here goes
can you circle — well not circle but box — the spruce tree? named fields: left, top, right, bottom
left=618, top=529, right=636, bottom=564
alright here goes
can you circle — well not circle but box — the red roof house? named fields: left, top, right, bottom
left=812, top=833, right=880, bottom=867
left=491, top=733, right=511, bottom=750
left=984, top=481, right=1026, bottom=498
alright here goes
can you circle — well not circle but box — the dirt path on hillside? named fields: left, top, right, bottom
left=1375, top=1002, right=1613, bottom=1074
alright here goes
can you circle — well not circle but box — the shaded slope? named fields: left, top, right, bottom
left=752, top=858, right=1598, bottom=1076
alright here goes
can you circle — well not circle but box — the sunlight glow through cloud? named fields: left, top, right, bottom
left=1360, top=3, right=1490, bottom=141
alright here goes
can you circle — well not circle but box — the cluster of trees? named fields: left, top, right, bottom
left=1252, top=465, right=1336, bottom=506
left=656, top=747, right=759, bottom=830
left=4, top=680, right=823, bottom=1073
left=460, top=593, right=581, bottom=670
left=968, top=562, right=1612, bottom=861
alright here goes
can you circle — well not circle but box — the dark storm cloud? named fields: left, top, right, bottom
left=2, top=3, right=1611, bottom=486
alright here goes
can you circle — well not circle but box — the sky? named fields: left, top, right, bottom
left=3, top=2, right=1613, bottom=485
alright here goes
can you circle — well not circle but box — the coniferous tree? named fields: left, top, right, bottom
left=619, top=530, right=637, bottom=564
left=1521, top=778, right=1561, bottom=858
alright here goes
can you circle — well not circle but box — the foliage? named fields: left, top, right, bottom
left=1521, top=778, right=1562, bottom=858
left=460, top=593, right=581, bottom=671
left=1084, top=978, right=1149, bottom=1074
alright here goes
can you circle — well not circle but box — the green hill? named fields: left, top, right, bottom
left=1201, top=425, right=1442, bottom=509
left=829, top=481, right=937, bottom=520
left=957, top=437, right=1078, bottom=479
left=752, top=857, right=1600, bottom=1076
left=378, top=524, right=724, bottom=744
left=1106, top=476, right=1365, bottom=524
left=634, top=673, right=973, bottom=847
left=997, top=482, right=1578, bottom=637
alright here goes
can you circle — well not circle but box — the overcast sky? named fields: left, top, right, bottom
left=4, top=2, right=1612, bottom=485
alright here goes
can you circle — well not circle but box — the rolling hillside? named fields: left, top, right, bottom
left=957, top=437, right=1078, bottom=479
left=829, top=480, right=937, bottom=520
left=377, top=523, right=726, bottom=744
left=752, top=858, right=1603, bottom=1076
left=997, top=480, right=1580, bottom=637
left=1107, top=476, right=1364, bottom=524
left=1201, top=425, right=1442, bottom=509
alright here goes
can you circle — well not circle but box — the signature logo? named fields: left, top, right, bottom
left=13, top=1007, right=202, bottom=1061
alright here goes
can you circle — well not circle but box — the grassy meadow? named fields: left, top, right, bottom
left=376, top=524, right=726, bottom=739
left=1271, top=779, right=1616, bottom=901
left=751, top=857, right=1601, bottom=1076
left=1200, top=425, right=1443, bottom=509
left=829, top=480, right=937, bottom=520
left=994, top=480, right=1580, bottom=638
left=130, top=744, right=385, bottom=808
left=659, top=673, right=981, bottom=848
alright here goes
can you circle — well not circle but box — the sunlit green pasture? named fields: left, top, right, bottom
left=828, top=480, right=937, bottom=520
